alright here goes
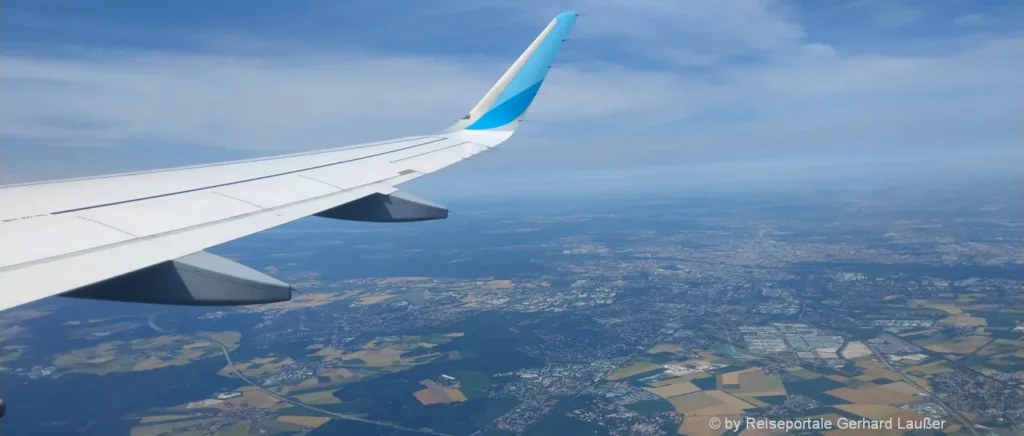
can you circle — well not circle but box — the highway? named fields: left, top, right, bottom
left=865, top=342, right=979, bottom=436
left=148, top=313, right=451, bottom=436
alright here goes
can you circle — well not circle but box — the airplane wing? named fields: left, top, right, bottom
left=0, top=11, right=579, bottom=311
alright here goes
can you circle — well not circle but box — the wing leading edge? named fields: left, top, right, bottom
left=0, top=11, right=580, bottom=311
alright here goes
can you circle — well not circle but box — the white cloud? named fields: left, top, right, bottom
left=1, top=0, right=1020, bottom=178
left=452, top=0, right=806, bottom=67
left=3, top=51, right=489, bottom=150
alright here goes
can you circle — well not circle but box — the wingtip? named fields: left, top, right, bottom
left=450, top=10, right=579, bottom=133
left=557, top=10, right=581, bottom=20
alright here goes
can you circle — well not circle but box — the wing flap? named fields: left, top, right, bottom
left=75, top=191, right=262, bottom=238
left=299, top=163, right=401, bottom=190
left=0, top=215, right=135, bottom=267
left=212, top=174, right=340, bottom=209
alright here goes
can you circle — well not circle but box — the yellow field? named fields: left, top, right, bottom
left=249, top=290, right=354, bottom=311
left=296, top=377, right=319, bottom=388
left=269, top=385, right=292, bottom=395
left=133, top=357, right=169, bottom=371
left=919, top=336, right=992, bottom=354
left=718, top=368, right=786, bottom=396
left=698, top=350, right=726, bottom=363
left=907, top=374, right=932, bottom=388
left=607, top=361, right=662, bottom=380
left=54, top=341, right=148, bottom=375
left=413, top=380, right=468, bottom=405
left=183, top=398, right=223, bottom=409
left=837, top=404, right=926, bottom=421
left=651, top=373, right=711, bottom=386
left=216, top=388, right=280, bottom=410
left=647, top=344, right=684, bottom=354
left=182, top=340, right=211, bottom=349
left=939, top=315, right=987, bottom=327
left=232, top=357, right=296, bottom=377
left=880, top=381, right=919, bottom=395
left=130, top=418, right=215, bottom=436
left=787, top=367, right=824, bottom=380
left=344, top=346, right=404, bottom=367
left=277, top=416, right=331, bottom=428
left=355, top=294, right=393, bottom=305
left=139, top=415, right=195, bottom=423
left=413, top=390, right=437, bottom=405
left=246, top=292, right=348, bottom=312
left=906, top=360, right=953, bottom=375
left=197, top=331, right=241, bottom=350
left=976, top=338, right=1024, bottom=357
left=974, top=297, right=1019, bottom=307
left=908, top=300, right=962, bottom=315
left=486, top=280, right=515, bottom=289
left=132, top=335, right=180, bottom=350
left=826, top=381, right=920, bottom=405
left=840, top=341, right=873, bottom=359
left=668, top=390, right=755, bottom=416
left=379, top=277, right=431, bottom=283
left=320, top=367, right=354, bottom=378
left=955, top=293, right=986, bottom=304
left=719, top=368, right=756, bottom=386
left=830, top=405, right=932, bottom=436
left=644, top=381, right=701, bottom=398
left=898, top=329, right=938, bottom=339
left=445, top=388, right=468, bottom=401
left=311, top=347, right=345, bottom=360
left=851, top=359, right=900, bottom=382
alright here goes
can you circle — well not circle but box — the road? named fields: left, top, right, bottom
left=865, top=343, right=979, bottom=436
left=148, top=313, right=451, bottom=436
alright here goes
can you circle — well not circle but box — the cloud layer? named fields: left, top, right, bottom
left=2, top=0, right=1021, bottom=184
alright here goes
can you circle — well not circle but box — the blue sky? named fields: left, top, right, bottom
left=2, top=0, right=1021, bottom=195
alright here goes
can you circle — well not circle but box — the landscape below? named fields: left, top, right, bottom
left=1, top=187, right=1021, bottom=435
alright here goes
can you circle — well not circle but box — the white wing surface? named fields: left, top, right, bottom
left=0, top=11, right=580, bottom=311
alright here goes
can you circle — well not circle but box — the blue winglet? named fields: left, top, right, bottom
left=460, top=11, right=579, bottom=131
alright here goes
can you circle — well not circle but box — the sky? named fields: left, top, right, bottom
left=1, top=0, right=1021, bottom=197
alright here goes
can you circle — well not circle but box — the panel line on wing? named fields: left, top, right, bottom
left=211, top=191, right=268, bottom=211
left=0, top=135, right=438, bottom=190
left=390, top=141, right=470, bottom=163
left=49, top=137, right=450, bottom=216
left=296, top=174, right=344, bottom=190
left=77, top=216, right=139, bottom=238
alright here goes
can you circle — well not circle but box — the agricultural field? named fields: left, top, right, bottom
left=412, top=380, right=468, bottom=405
left=53, top=331, right=238, bottom=375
